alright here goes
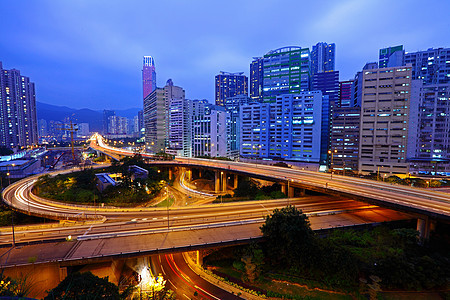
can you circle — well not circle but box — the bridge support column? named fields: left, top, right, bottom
left=233, top=174, right=238, bottom=189
left=281, top=183, right=287, bottom=195
left=186, top=169, right=192, bottom=182
left=168, top=168, right=173, bottom=180
left=222, top=172, right=227, bottom=192
left=215, top=171, right=220, bottom=193
left=416, top=217, right=435, bottom=242
left=299, top=188, right=306, bottom=197
left=196, top=250, right=203, bottom=266
left=198, top=169, right=202, bottom=178
left=288, top=186, right=294, bottom=198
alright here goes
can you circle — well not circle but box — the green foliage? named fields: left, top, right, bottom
left=34, top=158, right=167, bottom=207
left=0, top=147, right=13, bottom=156
left=0, top=273, right=32, bottom=297
left=260, top=206, right=315, bottom=268
left=44, top=272, right=121, bottom=299
left=233, top=179, right=259, bottom=198
left=273, top=162, right=290, bottom=168
left=232, top=260, right=245, bottom=272
left=241, top=243, right=265, bottom=282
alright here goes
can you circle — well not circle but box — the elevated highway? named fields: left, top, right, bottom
left=91, top=133, right=450, bottom=222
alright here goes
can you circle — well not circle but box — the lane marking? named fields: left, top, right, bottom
left=194, top=285, right=221, bottom=300
left=167, top=279, right=177, bottom=290
left=82, top=225, right=93, bottom=236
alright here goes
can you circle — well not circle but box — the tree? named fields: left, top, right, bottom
left=44, top=272, right=121, bottom=300
left=0, top=273, right=32, bottom=297
left=260, top=205, right=316, bottom=267
left=0, top=147, right=13, bottom=156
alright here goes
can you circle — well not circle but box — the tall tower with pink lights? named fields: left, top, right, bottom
left=142, top=56, right=156, bottom=99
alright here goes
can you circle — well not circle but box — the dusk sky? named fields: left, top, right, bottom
left=1, top=0, right=449, bottom=110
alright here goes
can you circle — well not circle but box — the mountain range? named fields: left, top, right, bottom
left=36, top=101, right=141, bottom=132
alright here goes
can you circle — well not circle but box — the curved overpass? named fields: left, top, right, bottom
left=92, top=134, right=450, bottom=221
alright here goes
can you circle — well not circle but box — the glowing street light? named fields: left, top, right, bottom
left=328, top=149, right=337, bottom=179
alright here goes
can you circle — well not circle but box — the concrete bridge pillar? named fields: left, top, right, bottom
left=196, top=250, right=203, bottom=266
left=416, top=217, right=435, bottom=242
left=288, top=186, right=294, bottom=198
left=215, top=171, right=226, bottom=193
left=222, top=172, right=227, bottom=192
left=299, top=188, right=306, bottom=197
left=168, top=168, right=173, bottom=180
left=198, top=169, right=202, bottom=178
left=281, top=183, right=287, bottom=195
left=233, top=174, right=238, bottom=189
left=215, top=171, right=220, bottom=193
left=186, top=169, right=192, bottom=182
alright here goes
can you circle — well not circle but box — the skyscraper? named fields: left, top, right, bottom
left=192, top=105, right=230, bottom=158
left=144, top=88, right=165, bottom=153
left=215, top=72, right=248, bottom=106
left=262, top=46, right=311, bottom=102
left=408, top=81, right=450, bottom=175
left=0, top=62, right=38, bottom=148
left=379, top=45, right=405, bottom=68
left=240, top=91, right=324, bottom=162
left=405, top=47, right=450, bottom=84
left=224, top=94, right=255, bottom=157
left=143, top=56, right=156, bottom=99
left=311, top=42, right=335, bottom=75
left=311, top=71, right=339, bottom=164
left=339, top=80, right=354, bottom=108
left=359, top=65, right=414, bottom=175
left=103, top=110, right=115, bottom=134
left=250, top=57, right=264, bottom=102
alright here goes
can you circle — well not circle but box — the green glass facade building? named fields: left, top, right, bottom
left=262, top=46, right=311, bottom=102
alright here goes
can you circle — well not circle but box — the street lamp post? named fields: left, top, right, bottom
left=287, top=179, right=291, bottom=206
left=166, top=185, right=169, bottom=230
left=328, top=149, right=337, bottom=179
left=220, top=171, right=224, bottom=204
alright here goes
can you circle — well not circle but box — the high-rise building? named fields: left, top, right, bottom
left=359, top=65, right=414, bottom=175
left=330, top=79, right=360, bottom=173
left=330, top=106, right=361, bottom=173
left=379, top=45, right=405, bottom=68
left=38, top=119, right=47, bottom=138
left=240, top=91, right=323, bottom=162
left=311, top=42, right=335, bottom=75
left=144, top=88, right=166, bottom=153
left=311, top=71, right=339, bottom=164
left=215, top=72, right=248, bottom=106
left=262, top=47, right=311, bottom=102
left=77, top=123, right=90, bottom=137
left=352, top=62, right=378, bottom=107
left=408, top=81, right=450, bottom=175
left=339, top=80, right=354, bottom=108
left=103, top=110, right=115, bottom=134
left=164, top=80, right=190, bottom=156
left=138, top=110, right=144, bottom=136
left=192, top=105, right=230, bottom=158
left=405, top=47, right=450, bottom=85
left=0, top=62, right=38, bottom=148
left=108, top=116, right=128, bottom=135
left=143, top=56, right=156, bottom=99
left=250, top=57, right=264, bottom=102
left=224, top=94, right=255, bottom=157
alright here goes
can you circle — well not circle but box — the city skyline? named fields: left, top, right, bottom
left=1, top=0, right=449, bottom=110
